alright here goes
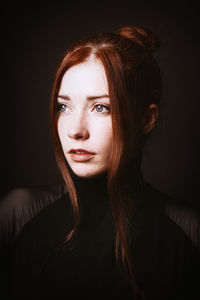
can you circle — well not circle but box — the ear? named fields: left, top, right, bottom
left=143, top=104, right=159, bottom=135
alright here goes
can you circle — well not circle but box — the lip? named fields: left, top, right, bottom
left=68, top=149, right=95, bottom=162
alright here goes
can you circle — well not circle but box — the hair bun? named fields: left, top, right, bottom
left=116, top=25, right=160, bottom=53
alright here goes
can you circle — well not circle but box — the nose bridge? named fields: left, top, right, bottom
left=68, top=107, right=89, bottom=139
left=75, top=107, right=87, bottom=128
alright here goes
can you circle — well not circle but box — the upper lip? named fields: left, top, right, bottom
left=68, top=149, right=95, bottom=154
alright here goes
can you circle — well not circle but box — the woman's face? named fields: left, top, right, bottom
left=57, top=58, right=113, bottom=178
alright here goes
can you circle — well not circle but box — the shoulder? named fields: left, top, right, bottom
left=134, top=180, right=200, bottom=299
left=0, top=181, right=67, bottom=244
left=141, top=180, right=200, bottom=251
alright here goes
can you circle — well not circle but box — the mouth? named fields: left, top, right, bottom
left=68, top=149, right=95, bottom=162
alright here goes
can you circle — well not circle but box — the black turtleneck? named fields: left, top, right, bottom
left=2, top=169, right=200, bottom=300
left=73, top=172, right=110, bottom=224
left=7, top=172, right=133, bottom=299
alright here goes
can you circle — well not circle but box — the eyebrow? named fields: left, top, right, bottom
left=57, top=94, right=109, bottom=101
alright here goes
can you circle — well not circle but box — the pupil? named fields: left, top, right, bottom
left=97, top=105, right=103, bottom=112
left=61, top=105, right=65, bottom=111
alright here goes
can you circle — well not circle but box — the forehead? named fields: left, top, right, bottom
left=59, top=58, right=108, bottom=96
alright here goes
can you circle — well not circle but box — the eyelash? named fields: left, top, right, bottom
left=56, top=103, right=110, bottom=114
left=93, top=104, right=110, bottom=113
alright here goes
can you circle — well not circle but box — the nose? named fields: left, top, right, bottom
left=68, top=111, right=89, bottom=140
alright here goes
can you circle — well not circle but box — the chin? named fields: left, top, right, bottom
left=71, top=165, right=106, bottom=178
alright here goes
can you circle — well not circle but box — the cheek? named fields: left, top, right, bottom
left=93, top=121, right=113, bottom=151
left=57, top=118, right=66, bottom=145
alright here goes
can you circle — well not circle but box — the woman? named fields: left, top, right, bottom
left=1, top=26, right=199, bottom=299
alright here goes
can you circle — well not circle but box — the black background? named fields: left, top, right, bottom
left=1, top=1, right=200, bottom=207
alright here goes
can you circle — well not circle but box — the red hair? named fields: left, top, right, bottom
left=50, top=25, right=161, bottom=298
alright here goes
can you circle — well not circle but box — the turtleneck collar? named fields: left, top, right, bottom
left=66, top=170, right=109, bottom=225
left=64, top=151, right=144, bottom=225
left=69, top=169, right=108, bottom=197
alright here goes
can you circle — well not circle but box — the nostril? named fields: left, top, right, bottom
left=75, top=134, right=84, bottom=140
left=68, top=128, right=89, bottom=140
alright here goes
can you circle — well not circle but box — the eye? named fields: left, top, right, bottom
left=57, top=103, right=67, bottom=112
left=94, top=104, right=110, bottom=113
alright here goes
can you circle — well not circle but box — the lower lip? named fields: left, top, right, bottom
left=69, top=153, right=95, bottom=162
